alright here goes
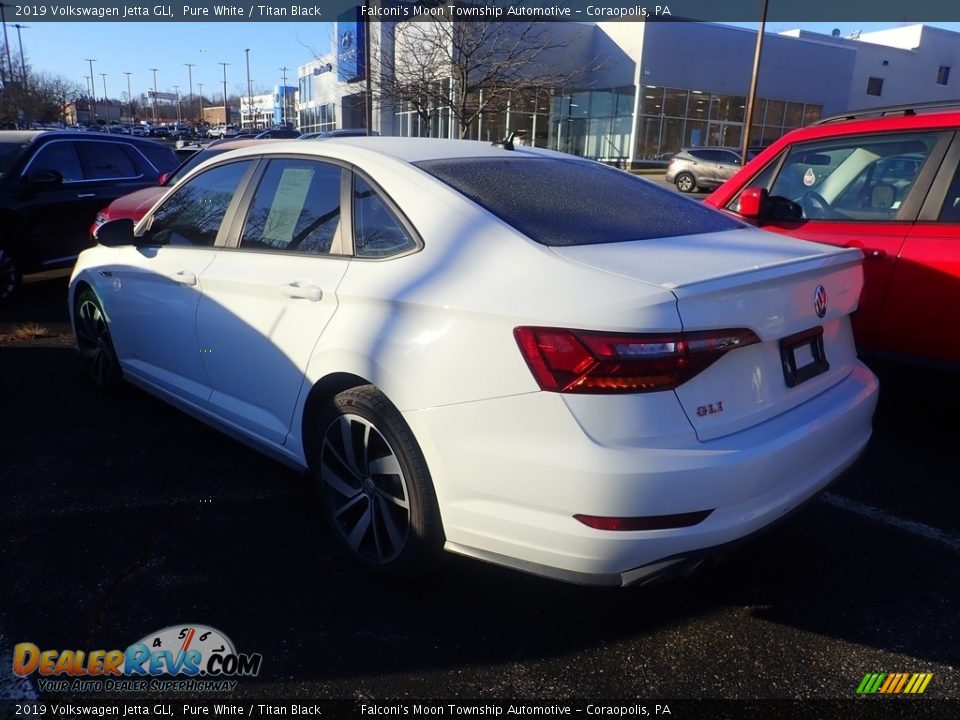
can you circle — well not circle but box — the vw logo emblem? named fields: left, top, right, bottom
left=814, top=285, right=827, bottom=319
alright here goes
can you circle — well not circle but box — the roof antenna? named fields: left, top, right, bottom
left=491, top=131, right=516, bottom=151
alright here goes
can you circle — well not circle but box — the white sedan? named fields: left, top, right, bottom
left=70, top=138, right=878, bottom=586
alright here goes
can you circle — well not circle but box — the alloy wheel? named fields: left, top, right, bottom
left=320, top=413, right=411, bottom=564
left=75, top=296, right=119, bottom=387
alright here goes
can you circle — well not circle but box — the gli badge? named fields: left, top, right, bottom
left=814, top=285, right=827, bottom=319
left=696, top=402, right=724, bottom=417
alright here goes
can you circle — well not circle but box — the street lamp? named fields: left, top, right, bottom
left=174, top=85, right=181, bottom=124
left=0, top=4, right=14, bottom=84
left=12, top=23, right=27, bottom=87
left=85, top=59, right=97, bottom=122
left=198, top=82, right=204, bottom=123
left=184, top=63, right=195, bottom=122
left=742, top=0, right=769, bottom=164
left=149, top=67, right=159, bottom=123
left=218, top=62, right=229, bottom=124
left=124, top=72, right=133, bottom=124
left=280, top=66, right=288, bottom=128
left=244, top=49, right=252, bottom=129
left=100, top=73, right=108, bottom=124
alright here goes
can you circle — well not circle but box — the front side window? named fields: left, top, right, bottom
left=29, top=141, right=83, bottom=182
left=353, top=176, right=416, bottom=258
left=240, top=158, right=341, bottom=255
left=766, top=132, right=938, bottom=221
left=147, top=161, right=252, bottom=247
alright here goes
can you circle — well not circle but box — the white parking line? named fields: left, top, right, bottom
left=822, top=492, right=960, bottom=553
left=0, top=628, right=37, bottom=700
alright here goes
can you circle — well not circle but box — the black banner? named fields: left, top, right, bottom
left=8, top=0, right=960, bottom=23
left=2, top=699, right=960, bottom=720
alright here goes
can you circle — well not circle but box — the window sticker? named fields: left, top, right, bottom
left=263, top=168, right=313, bottom=247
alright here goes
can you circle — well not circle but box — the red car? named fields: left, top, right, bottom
left=90, top=139, right=268, bottom=238
left=706, top=103, right=960, bottom=367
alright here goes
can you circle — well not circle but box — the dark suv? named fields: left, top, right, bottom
left=0, top=130, right=178, bottom=302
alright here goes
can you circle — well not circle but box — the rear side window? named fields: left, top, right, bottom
left=240, top=158, right=342, bottom=255
left=78, top=142, right=140, bottom=179
left=353, top=175, right=416, bottom=258
left=30, top=141, right=83, bottom=182
left=134, top=141, right=178, bottom=173
left=415, top=157, right=740, bottom=246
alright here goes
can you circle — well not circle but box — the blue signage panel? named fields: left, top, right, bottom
left=336, top=8, right=367, bottom=83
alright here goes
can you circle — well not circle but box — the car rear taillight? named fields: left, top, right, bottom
left=514, top=326, right=760, bottom=393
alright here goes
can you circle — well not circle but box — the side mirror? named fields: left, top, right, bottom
left=737, top=187, right=768, bottom=219
left=26, top=169, right=64, bottom=188
left=94, top=218, right=136, bottom=247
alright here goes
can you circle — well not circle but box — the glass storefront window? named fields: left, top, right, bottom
left=614, top=87, right=635, bottom=116
left=663, top=88, right=688, bottom=117
left=685, top=119, right=707, bottom=147
left=590, top=91, right=614, bottom=118
left=715, top=95, right=746, bottom=123
left=785, top=102, right=804, bottom=128
left=765, top=99, right=785, bottom=127
left=639, top=86, right=663, bottom=115
left=636, top=115, right=662, bottom=158
left=803, top=104, right=823, bottom=125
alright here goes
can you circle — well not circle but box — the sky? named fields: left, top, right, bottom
left=10, top=20, right=960, bottom=104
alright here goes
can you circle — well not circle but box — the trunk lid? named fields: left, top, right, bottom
left=551, top=228, right=865, bottom=440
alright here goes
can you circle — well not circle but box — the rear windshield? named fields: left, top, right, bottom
left=414, top=156, right=740, bottom=246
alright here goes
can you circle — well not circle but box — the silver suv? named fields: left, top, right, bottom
left=665, top=147, right=743, bottom=193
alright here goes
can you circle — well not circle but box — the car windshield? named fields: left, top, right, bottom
left=415, top=156, right=741, bottom=246
left=0, top=140, right=30, bottom=179
left=166, top=147, right=232, bottom=185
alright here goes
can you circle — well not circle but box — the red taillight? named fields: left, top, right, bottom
left=575, top=510, right=713, bottom=531
left=513, top=326, right=759, bottom=393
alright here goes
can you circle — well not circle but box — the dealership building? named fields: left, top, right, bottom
left=296, top=18, right=960, bottom=166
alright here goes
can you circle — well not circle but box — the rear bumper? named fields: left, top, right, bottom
left=404, top=363, right=878, bottom=586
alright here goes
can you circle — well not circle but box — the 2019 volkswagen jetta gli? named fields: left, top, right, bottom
left=70, top=138, right=878, bottom=586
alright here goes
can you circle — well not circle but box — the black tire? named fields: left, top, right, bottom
left=0, top=242, right=22, bottom=304
left=74, top=288, right=123, bottom=391
left=675, top=172, right=697, bottom=193
left=312, top=384, right=444, bottom=581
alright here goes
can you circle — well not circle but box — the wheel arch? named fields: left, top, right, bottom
left=301, top=371, right=373, bottom=469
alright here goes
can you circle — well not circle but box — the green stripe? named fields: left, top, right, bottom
left=868, top=673, right=887, bottom=694
left=856, top=674, right=874, bottom=694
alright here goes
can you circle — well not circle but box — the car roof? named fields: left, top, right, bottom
left=0, top=130, right=44, bottom=144
left=207, top=137, right=560, bottom=164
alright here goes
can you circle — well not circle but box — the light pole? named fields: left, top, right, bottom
left=244, top=49, right=252, bottom=129
left=85, top=59, right=97, bottom=122
left=124, top=72, right=133, bottom=124
left=742, top=0, right=769, bottom=164
left=197, top=82, right=204, bottom=123
left=149, top=67, right=159, bottom=123
left=218, top=62, right=229, bottom=124
left=0, top=4, right=14, bottom=84
left=12, top=23, right=27, bottom=87
left=280, top=66, right=288, bottom=128
left=184, top=63, right=195, bottom=122
left=174, top=85, right=181, bottom=124
left=100, top=73, right=108, bottom=123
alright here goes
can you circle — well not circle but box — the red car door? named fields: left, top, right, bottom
left=881, top=142, right=960, bottom=364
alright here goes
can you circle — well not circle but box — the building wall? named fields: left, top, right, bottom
left=847, top=25, right=960, bottom=110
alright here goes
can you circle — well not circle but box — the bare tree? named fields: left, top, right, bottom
left=374, top=17, right=593, bottom=139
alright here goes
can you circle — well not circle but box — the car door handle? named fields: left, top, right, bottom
left=77, top=193, right=96, bottom=198
left=163, top=271, right=197, bottom=286
left=282, top=282, right=322, bottom=301
left=864, top=248, right=887, bottom=259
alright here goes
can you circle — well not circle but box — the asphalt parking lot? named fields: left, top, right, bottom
left=1, top=270, right=959, bottom=703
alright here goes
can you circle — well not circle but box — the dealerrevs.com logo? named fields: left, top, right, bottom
left=13, top=624, right=262, bottom=693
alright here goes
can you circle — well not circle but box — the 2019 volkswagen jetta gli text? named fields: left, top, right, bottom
left=70, top=138, right=878, bottom=586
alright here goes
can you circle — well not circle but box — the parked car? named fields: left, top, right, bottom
left=705, top=102, right=960, bottom=367
left=299, top=129, right=380, bottom=139
left=89, top=138, right=273, bottom=238
left=73, top=137, right=877, bottom=585
left=665, top=146, right=744, bottom=193
left=255, top=128, right=301, bottom=139
left=0, top=130, right=178, bottom=302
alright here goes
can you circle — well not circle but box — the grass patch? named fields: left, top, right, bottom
left=0, top=323, right=56, bottom=342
